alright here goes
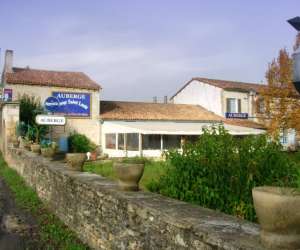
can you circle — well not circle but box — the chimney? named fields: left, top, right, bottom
left=4, top=50, right=13, bottom=73
left=153, top=96, right=157, bottom=103
left=164, top=95, right=168, bottom=104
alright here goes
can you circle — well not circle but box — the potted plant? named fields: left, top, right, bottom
left=66, top=133, right=94, bottom=171
left=30, top=125, right=42, bottom=154
left=252, top=186, right=300, bottom=249
left=113, top=157, right=146, bottom=191
left=40, top=140, right=56, bottom=158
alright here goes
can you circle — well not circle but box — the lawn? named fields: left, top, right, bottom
left=83, top=159, right=167, bottom=191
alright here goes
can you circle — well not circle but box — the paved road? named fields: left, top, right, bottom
left=0, top=177, right=40, bottom=250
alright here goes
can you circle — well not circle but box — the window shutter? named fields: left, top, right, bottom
left=238, top=99, right=241, bottom=113
left=226, top=98, right=230, bottom=112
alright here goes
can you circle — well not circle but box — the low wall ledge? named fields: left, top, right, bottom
left=5, top=147, right=264, bottom=250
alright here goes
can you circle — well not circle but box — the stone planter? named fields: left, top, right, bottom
left=11, top=138, right=19, bottom=148
left=41, top=147, right=55, bottom=158
left=30, top=143, right=41, bottom=154
left=114, top=163, right=145, bottom=191
left=252, top=186, right=300, bottom=249
left=20, top=138, right=31, bottom=150
left=65, top=153, right=86, bottom=171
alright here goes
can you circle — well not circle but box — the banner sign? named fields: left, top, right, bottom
left=35, top=115, right=66, bottom=126
left=3, top=89, right=12, bottom=102
left=44, top=96, right=60, bottom=112
left=52, top=92, right=91, bottom=117
left=225, top=112, right=248, bottom=119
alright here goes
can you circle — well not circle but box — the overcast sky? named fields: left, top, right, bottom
left=0, top=0, right=299, bottom=101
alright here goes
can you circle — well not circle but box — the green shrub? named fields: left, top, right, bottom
left=148, top=126, right=299, bottom=221
left=68, top=133, right=95, bottom=153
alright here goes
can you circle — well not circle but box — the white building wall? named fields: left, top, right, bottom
left=222, top=90, right=250, bottom=116
left=172, top=80, right=223, bottom=116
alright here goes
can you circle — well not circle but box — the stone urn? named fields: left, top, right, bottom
left=252, top=186, right=300, bottom=249
left=41, top=147, right=55, bottom=158
left=20, top=138, right=31, bottom=150
left=114, top=162, right=145, bottom=191
left=30, top=143, right=41, bottom=154
left=65, top=153, right=86, bottom=171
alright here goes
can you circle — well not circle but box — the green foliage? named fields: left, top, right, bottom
left=148, top=126, right=299, bottom=221
left=18, top=94, right=48, bottom=142
left=68, top=132, right=95, bottom=153
left=0, top=155, right=89, bottom=250
left=19, top=94, right=44, bottom=126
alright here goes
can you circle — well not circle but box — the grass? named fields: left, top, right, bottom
left=0, top=155, right=89, bottom=250
left=83, top=159, right=167, bottom=190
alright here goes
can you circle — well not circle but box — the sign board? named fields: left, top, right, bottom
left=52, top=92, right=91, bottom=117
left=3, top=89, right=12, bottom=101
left=44, top=96, right=60, bottom=112
left=225, top=112, right=248, bottom=119
left=35, top=115, right=66, bottom=126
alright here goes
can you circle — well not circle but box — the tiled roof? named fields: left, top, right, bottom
left=5, top=67, right=101, bottom=91
left=171, top=77, right=267, bottom=99
left=100, top=100, right=265, bottom=129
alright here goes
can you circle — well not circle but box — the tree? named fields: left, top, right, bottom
left=258, top=43, right=300, bottom=136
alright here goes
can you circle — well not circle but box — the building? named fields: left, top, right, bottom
left=170, top=77, right=267, bottom=120
left=1, top=50, right=102, bottom=145
left=1, top=50, right=266, bottom=157
left=100, top=101, right=265, bottom=157
left=170, top=77, right=298, bottom=149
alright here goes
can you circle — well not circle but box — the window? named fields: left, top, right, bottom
left=105, top=134, right=116, bottom=149
left=118, top=133, right=125, bottom=150
left=226, top=98, right=241, bottom=113
left=280, top=130, right=288, bottom=145
left=127, top=133, right=139, bottom=151
left=142, top=134, right=161, bottom=150
left=163, top=135, right=181, bottom=149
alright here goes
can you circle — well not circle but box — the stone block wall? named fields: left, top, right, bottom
left=4, top=148, right=264, bottom=250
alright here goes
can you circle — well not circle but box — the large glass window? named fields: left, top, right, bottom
left=163, top=135, right=181, bottom=149
left=118, top=133, right=125, bottom=150
left=226, top=98, right=241, bottom=113
left=127, top=133, right=139, bottom=151
left=105, top=134, right=116, bottom=149
left=142, top=134, right=161, bottom=150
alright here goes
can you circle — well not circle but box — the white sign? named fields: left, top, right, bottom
left=35, top=115, right=66, bottom=126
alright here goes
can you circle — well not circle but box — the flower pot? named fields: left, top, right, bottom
left=65, top=153, right=86, bottom=171
left=12, top=137, right=19, bottom=148
left=30, top=144, right=41, bottom=154
left=114, top=163, right=145, bottom=191
left=41, top=147, right=55, bottom=158
left=252, top=186, right=300, bottom=249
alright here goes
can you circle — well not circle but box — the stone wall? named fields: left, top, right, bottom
left=4, top=148, right=264, bottom=250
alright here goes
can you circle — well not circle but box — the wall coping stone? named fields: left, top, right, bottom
left=5, top=147, right=264, bottom=250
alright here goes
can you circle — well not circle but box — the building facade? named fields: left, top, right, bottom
left=171, top=77, right=298, bottom=149
left=1, top=50, right=102, bottom=145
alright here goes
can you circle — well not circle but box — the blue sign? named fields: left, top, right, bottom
left=52, top=92, right=91, bottom=117
left=44, top=96, right=60, bottom=112
left=3, top=89, right=12, bottom=102
left=225, top=112, right=248, bottom=119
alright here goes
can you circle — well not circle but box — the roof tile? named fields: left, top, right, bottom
left=5, top=67, right=101, bottom=91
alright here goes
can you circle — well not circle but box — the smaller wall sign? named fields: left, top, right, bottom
left=35, top=115, right=66, bottom=126
left=225, top=112, right=248, bottom=119
left=44, top=96, right=60, bottom=112
left=3, top=89, right=12, bottom=102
